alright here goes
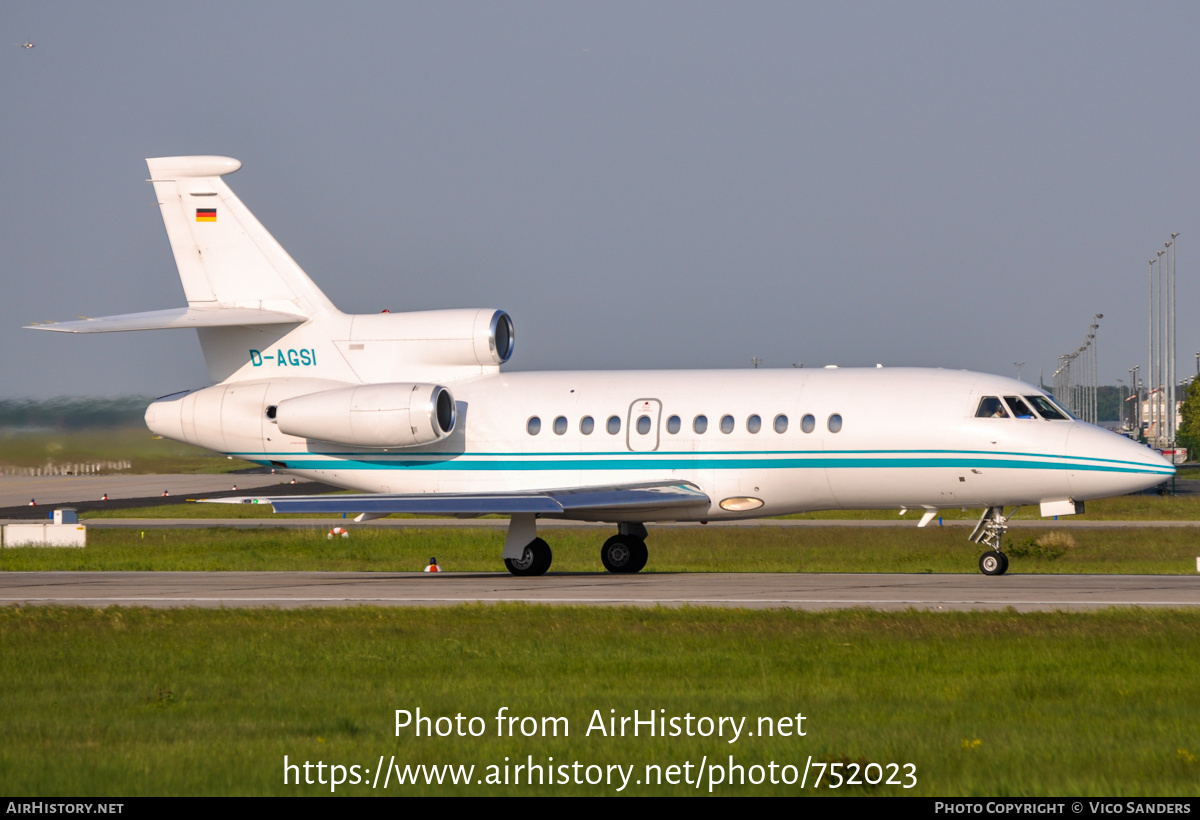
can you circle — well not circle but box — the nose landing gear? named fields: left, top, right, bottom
left=978, top=550, right=1010, bottom=576
left=970, top=505, right=1012, bottom=576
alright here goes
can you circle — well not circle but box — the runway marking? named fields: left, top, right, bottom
left=3, top=597, right=1198, bottom=607
left=4, top=572, right=1195, bottom=610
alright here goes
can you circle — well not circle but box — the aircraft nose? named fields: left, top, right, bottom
left=1063, top=423, right=1174, bottom=499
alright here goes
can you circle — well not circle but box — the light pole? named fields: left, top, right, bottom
left=1134, top=365, right=1142, bottom=435
left=1099, top=316, right=1104, bottom=427
left=1149, top=257, right=1157, bottom=443
left=1014, top=362, right=1025, bottom=382
left=1170, top=234, right=1179, bottom=444
left=1130, top=366, right=1140, bottom=432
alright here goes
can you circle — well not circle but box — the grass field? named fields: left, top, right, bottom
left=2, top=524, right=1198, bottom=574
left=0, top=606, right=1196, bottom=796
left=0, top=426, right=253, bottom=474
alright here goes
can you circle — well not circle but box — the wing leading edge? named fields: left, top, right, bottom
left=26, top=306, right=307, bottom=333
left=200, top=481, right=711, bottom=517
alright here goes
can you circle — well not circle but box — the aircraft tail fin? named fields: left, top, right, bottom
left=146, top=156, right=338, bottom=318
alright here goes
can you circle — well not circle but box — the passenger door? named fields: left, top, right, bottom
left=626, top=399, right=662, bottom=452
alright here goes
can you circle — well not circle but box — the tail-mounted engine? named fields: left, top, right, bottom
left=275, top=383, right=456, bottom=447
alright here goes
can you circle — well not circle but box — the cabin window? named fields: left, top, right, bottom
left=527, top=416, right=542, bottom=435
left=976, top=397, right=1008, bottom=418
left=636, top=415, right=652, bottom=435
left=265, top=405, right=277, bottom=420
left=1004, top=396, right=1036, bottom=419
left=747, top=414, right=762, bottom=434
left=1025, top=395, right=1069, bottom=421
left=666, top=415, right=681, bottom=434
left=774, top=414, right=788, bottom=433
left=553, top=416, right=568, bottom=435
left=693, top=415, right=708, bottom=434
left=607, top=415, right=621, bottom=435
left=580, top=416, right=595, bottom=435
left=720, top=415, right=735, bottom=434
left=828, top=413, right=843, bottom=433
left=801, top=414, right=816, bottom=433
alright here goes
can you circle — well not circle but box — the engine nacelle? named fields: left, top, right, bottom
left=346, top=308, right=514, bottom=365
left=275, top=383, right=456, bottom=448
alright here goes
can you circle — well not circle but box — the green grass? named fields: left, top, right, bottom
left=3, top=525, right=1198, bottom=574
left=0, top=426, right=253, bottom=474
left=0, top=606, right=1197, bottom=796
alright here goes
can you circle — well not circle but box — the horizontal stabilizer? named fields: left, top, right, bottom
left=26, top=306, right=307, bottom=333
left=200, top=482, right=711, bottom=517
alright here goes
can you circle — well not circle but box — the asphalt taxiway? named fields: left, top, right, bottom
left=2, top=571, right=1196, bottom=611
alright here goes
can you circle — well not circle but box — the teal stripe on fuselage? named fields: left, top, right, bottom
left=231, top=446, right=1157, bottom=469
left=231, top=452, right=1171, bottom=475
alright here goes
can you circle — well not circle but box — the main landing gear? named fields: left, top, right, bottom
left=502, top=517, right=651, bottom=576
left=600, top=524, right=649, bottom=574
left=970, top=505, right=1011, bottom=577
left=504, top=537, right=553, bottom=577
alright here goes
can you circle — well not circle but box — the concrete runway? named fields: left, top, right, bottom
left=28, top=517, right=1200, bottom=530
left=2, top=571, right=1197, bottom=611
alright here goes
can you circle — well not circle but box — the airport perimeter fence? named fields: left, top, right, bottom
left=0, top=460, right=133, bottom=477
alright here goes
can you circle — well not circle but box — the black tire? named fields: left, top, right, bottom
left=628, top=539, right=648, bottom=573
left=979, top=551, right=1007, bottom=576
left=505, top=537, right=552, bottom=576
left=601, top=535, right=648, bottom=574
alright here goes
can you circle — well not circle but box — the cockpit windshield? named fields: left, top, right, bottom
left=1025, top=395, right=1070, bottom=421
left=977, top=394, right=1074, bottom=421
left=1004, top=396, right=1036, bottom=419
left=975, top=397, right=1009, bottom=418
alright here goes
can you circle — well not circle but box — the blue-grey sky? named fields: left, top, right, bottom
left=4, top=2, right=1199, bottom=398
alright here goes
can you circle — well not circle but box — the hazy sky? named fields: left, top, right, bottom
left=4, top=2, right=1199, bottom=399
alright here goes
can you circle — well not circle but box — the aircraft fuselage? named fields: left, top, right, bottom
left=147, top=366, right=1171, bottom=522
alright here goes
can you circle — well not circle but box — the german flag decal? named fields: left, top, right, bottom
left=195, top=208, right=217, bottom=222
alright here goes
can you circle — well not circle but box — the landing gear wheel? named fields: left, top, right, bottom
left=505, top=537, right=552, bottom=577
left=601, top=535, right=648, bottom=574
left=979, top=551, right=1008, bottom=576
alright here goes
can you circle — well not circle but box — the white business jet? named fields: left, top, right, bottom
left=28, top=156, right=1173, bottom=576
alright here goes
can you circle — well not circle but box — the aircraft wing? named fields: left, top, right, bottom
left=26, top=306, right=306, bottom=333
left=200, top=481, right=711, bottom=517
